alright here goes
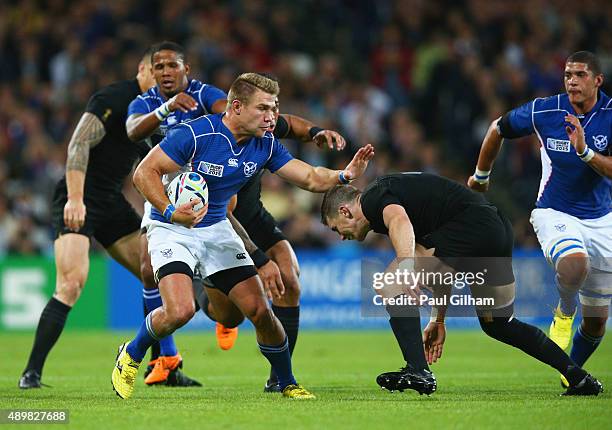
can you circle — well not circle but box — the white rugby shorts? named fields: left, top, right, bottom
left=147, top=218, right=254, bottom=281
left=530, top=208, right=612, bottom=307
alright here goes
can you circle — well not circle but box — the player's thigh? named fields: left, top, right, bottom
left=530, top=208, right=589, bottom=270
left=268, top=240, right=300, bottom=281
left=226, top=275, right=271, bottom=321
left=136, top=230, right=157, bottom=290
left=106, top=230, right=142, bottom=279
left=54, top=234, right=90, bottom=294
left=158, top=273, right=196, bottom=322
left=267, top=240, right=301, bottom=305
left=204, top=284, right=244, bottom=326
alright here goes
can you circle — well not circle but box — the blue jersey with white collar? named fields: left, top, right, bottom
left=127, top=79, right=226, bottom=139
left=151, top=113, right=294, bottom=227
left=502, top=91, right=612, bottom=219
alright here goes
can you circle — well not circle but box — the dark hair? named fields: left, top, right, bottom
left=320, top=185, right=362, bottom=225
left=566, top=51, right=602, bottom=76
left=150, top=41, right=186, bottom=63
left=140, top=46, right=155, bottom=65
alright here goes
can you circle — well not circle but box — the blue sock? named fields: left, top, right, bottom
left=143, top=288, right=178, bottom=356
left=258, top=337, right=296, bottom=390
left=555, top=277, right=578, bottom=316
left=126, top=313, right=160, bottom=362
left=570, top=325, right=603, bottom=367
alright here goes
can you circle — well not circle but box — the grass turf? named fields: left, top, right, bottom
left=0, top=330, right=610, bottom=429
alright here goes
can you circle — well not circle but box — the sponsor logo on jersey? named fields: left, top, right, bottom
left=228, top=158, right=238, bottom=167
left=198, top=161, right=224, bottom=177
left=593, top=135, right=608, bottom=151
left=546, top=138, right=570, bottom=152
left=167, top=115, right=177, bottom=125
left=161, top=248, right=173, bottom=258
left=243, top=161, right=258, bottom=177
left=236, top=253, right=246, bottom=260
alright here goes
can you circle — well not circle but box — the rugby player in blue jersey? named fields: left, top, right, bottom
left=469, top=51, right=612, bottom=388
left=111, top=72, right=373, bottom=399
left=126, top=42, right=347, bottom=388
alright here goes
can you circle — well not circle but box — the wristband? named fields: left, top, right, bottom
left=163, top=203, right=176, bottom=222
left=250, top=248, right=270, bottom=269
left=308, top=126, right=325, bottom=140
left=578, top=146, right=595, bottom=163
left=429, top=307, right=445, bottom=324
left=473, top=168, right=491, bottom=184
left=338, top=170, right=351, bottom=184
left=154, top=102, right=171, bottom=121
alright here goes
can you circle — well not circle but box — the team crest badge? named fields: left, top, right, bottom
left=554, top=224, right=566, bottom=232
left=161, top=249, right=173, bottom=258
left=243, top=161, right=257, bottom=177
left=592, top=135, right=608, bottom=151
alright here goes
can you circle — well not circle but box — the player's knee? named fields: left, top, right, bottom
left=166, top=302, right=195, bottom=328
left=246, top=304, right=274, bottom=329
left=282, top=273, right=301, bottom=299
left=55, top=275, right=86, bottom=305
left=582, top=317, right=607, bottom=337
left=556, top=255, right=590, bottom=287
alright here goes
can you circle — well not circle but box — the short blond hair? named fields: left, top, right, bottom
left=227, top=73, right=280, bottom=107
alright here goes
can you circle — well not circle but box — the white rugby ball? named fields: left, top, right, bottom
left=167, top=172, right=208, bottom=211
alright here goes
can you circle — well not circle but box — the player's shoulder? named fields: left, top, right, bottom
left=92, top=79, right=140, bottom=102
left=186, top=79, right=206, bottom=93
left=181, top=113, right=220, bottom=136
left=598, top=91, right=612, bottom=112
left=532, top=93, right=565, bottom=113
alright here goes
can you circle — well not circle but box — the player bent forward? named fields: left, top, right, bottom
left=320, top=173, right=603, bottom=396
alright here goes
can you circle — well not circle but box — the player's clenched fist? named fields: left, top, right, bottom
left=64, top=198, right=86, bottom=231
left=168, top=93, right=198, bottom=113
left=467, top=175, right=490, bottom=192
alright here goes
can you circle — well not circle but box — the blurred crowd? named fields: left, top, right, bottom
left=0, top=0, right=610, bottom=256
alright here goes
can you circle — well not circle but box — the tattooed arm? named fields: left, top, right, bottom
left=63, top=112, right=106, bottom=231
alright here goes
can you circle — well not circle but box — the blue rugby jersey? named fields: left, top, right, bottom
left=151, top=113, right=294, bottom=227
left=127, top=79, right=226, bottom=139
left=501, top=91, right=612, bottom=219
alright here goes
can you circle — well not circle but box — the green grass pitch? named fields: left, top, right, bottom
left=1, top=330, right=610, bottom=429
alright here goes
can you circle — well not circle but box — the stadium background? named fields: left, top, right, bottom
left=0, top=0, right=611, bottom=331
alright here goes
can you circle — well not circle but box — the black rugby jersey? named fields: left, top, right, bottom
left=60, top=79, right=147, bottom=194
left=360, top=172, right=488, bottom=240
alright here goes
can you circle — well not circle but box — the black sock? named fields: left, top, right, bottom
left=24, top=297, right=72, bottom=375
left=388, top=313, right=429, bottom=371
left=143, top=300, right=160, bottom=362
left=269, top=305, right=300, bottom=382
left=479, top=316, right=586, bottom=386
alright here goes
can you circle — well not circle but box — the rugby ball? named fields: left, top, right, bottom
left=167, top=172, right=208, bottom=211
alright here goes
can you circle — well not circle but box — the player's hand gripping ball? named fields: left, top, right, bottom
left=167, top=172, right=208, bottom=211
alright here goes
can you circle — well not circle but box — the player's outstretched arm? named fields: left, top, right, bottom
left=279, top=114, right=346, bottom=150
left=565, top=114, right=612, bottom=178
left=64, top=112, right=106, bottom=231
left=274, top=144, right=374, bottom=192
left=133, top=146, right=206, bottom=227
left=467, top=118, right=504, bottom=192
left=126, top=93, right=200, bottom=142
